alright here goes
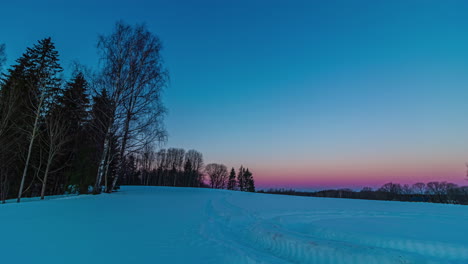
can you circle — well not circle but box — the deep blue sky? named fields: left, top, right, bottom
left=2, top=0, right=468, bottom=188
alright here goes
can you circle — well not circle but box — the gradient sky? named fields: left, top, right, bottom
left=2, top=0, right=468, bottom=189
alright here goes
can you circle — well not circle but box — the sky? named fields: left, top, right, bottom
left=2, top=0, right=468, bottom=189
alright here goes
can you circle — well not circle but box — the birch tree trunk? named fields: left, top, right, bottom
left=109, top=113, right=131, bottom=192
left=94, top=129, right=110, bottom=194
left=17, top=93, right=45, bottom=203
left=40, top=158, right=52, bottom=200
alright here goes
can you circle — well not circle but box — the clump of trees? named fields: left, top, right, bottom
left=0, top=21, right=169, bottom=202
left=204, top=165, right=255, bottom=192
left=205, top=163, right=228, bottom=189
left=119, top=149, right=256, bottom=192
left=259, top=181, right=468, bottom=205
left=120, top=148, right=205, bottom=187
left=0, top=23, right=255, bottom=203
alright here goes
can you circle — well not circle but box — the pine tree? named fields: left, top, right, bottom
left=60, top=72, right=90, bottom=134
left=13, top=38, right=63, bottom=202
left=0, top=50, right=26, bottom=202
left=244, top=169, right=255, bottom=192
left=60, top=72, right=91, bottom=194
left=237, top=166, right=245, bottom=191
left=227, top=168, right=236, bottom=190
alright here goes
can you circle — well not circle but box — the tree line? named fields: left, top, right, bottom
left=0, top=21, right=252, bottom=203
left=119, top=146, right=255, bottom=192
left=259, top=181, right=468, bottom=205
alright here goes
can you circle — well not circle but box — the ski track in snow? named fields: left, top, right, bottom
left=1, top=186, right=468, bottom=264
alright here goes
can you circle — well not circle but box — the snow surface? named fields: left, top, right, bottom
left=1, top=186, right=467, bottom=264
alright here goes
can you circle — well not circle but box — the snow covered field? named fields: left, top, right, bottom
left=1, top=186, right=467, bottom=264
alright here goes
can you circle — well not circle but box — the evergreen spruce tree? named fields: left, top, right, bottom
left=0, top=52, right=29, bottom=202
left=60, top=72, right=91, bottom=194
left=60, top=72, right=90, bottom=133
left=12, top=38, right=63, bottom=202
left=244, top=168, right=255, bottom=192
left=227, top=168, right=236, bottom=190
left=237, top=166, right=245, bottom=191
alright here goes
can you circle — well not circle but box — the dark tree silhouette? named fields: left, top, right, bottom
left=11, top=38, right=63, bottom=203
left=206, top=163, right=228, bottom=189
left=97, top=21, right=168, bottom=193
left=244, top=169, right=255, bottom=192
left=227, top=168, right=237, bottom=190
left=237, top=166, right=245, bottom=191
left=0, top=44, right=5, bottom=71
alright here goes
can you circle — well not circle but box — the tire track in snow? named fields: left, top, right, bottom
left=202, top=192, right=461, bottom=264
left=271, top=212, right=468, bottom=261
left=200, top=194, right=291, bottom=264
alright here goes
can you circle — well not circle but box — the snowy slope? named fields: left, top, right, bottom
left=1, top=186, right=467, bottom=264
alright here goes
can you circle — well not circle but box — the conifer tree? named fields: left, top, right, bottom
left=60, top=72, right=90, bottom=133
left=227, top=168, right=236, bottom=190
left=13, top=38, right=63, bottom=202
left=244, top=168, right=255, bottom=192
left=237, top=166, right=245, bottom=191
left=0, top=45, right=21, bottom=202
left=60, top=72, right=91, bottom=194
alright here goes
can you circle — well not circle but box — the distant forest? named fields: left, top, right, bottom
left=121, top=151, right=255, bottom=192
left=0, top=21, right=254, bottom=203
left=260, top=181, right=468, bottom=205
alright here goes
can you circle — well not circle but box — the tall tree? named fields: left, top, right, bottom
left=11, top=38, right=63, bottom=202
left=90, top=89, right=114, bottom=193
left=39, top=106, right=70, bottom=199
left=60, top=72, right=90, bottom=133
left=227, top=168, right=236, bottom=190
left=185, top=149, right=204, bottom=187
left=97, top=21, right=168, bottom=193
left=58, top=72, right=91, bottom=193
left=244, top=168, right=255, bottom=192
left=0, top=45, right=20, bottom=202
left=237, top=166, right=245, bottom=191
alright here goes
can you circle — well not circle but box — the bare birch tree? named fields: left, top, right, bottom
left=206, top=163, right=228, bottom=189
left=96, top=21, right=167, bottom=193
left=16, top=38, right=62, bottom=202
left=39, top=110, right=70, bottom=199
